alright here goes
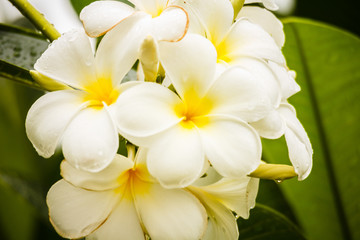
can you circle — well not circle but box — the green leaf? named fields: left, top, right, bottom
left=0, top=24, right=48, bottom=89
left=237, top=203, right=306, bottom=240
left=263, top=18, right=360, bottom=240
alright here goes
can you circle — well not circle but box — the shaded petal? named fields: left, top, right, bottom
left=231, top=57, right=281, bottom=107
left=198, top=176, right=259, bottom=219
left=80, top=0, right=135, bottom=37
left=200, top=116, right=262, bottom=178
left=279, top=103, right=313, bottom=180
left=95, top=12, right=150, bottom=86
left=25, top=90, right=87, bottom=158
left=221, top=19, right=285, bottom=64
left=159, top=34, right=217, bottom=99
left=268, top=61, right=300, bottom=100
left=207, top=66, right=272, bottom=122
left=47, top=180, right=118, bottom=239
left=250, top=109, right=286, bottom=139
left=87, top=198, right=145, bottom=240
left=244, top=0, right=278, bottom=10
left=34, top=30, right=96, bottom=89
left=62, top=107, right=118, bottom=172
left=237, top=6, right=284, bottom=47
left=61, top=154, right=134, bottom=191
left=147, top=124, right=205, bottom=188
left=188, top=186, right=238, bottom=240
left=115, top=82, right=182, bottom=146
left=134, top=183, right=207, bottom=240
left=151, top=6, right=188, bottom=41
left=182, top=0, right=233, bottom=45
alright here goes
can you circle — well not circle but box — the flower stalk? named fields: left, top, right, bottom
left=8, top=0, right=61, bottom=41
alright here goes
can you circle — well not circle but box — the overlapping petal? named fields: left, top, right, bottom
left=219, top=19, right=285, bottom=64
left=200, top=116, right=262, bottom=178
left=87, top=199, right=145, bottom=240
left=245, top=0, right=278, bottom=10
left=151, top=6, right=188, bottom=41
left=134, top=183, right=207, bottom=240
left=34, top=30, right=96, bottom=89
left=25, top=90, right=87, bottom=158
left=206, top=65, right=272, bottom=122
left=115, top=82, right=182, bottom=145
left=180, top=0, right=234, bottom=45
left=47, top=180, right=118, bottom=239
left=80, top=0, right=135, bottom=37
left=61, top=107, right=119, bottom=172
left=60, top=155, right=133, bottom=191
left=159, top=34, right=217, bottom=99
left=237, top=6, right=285, bottom=47
left=250, top=109, right=286, bottom=139
left=147, top=124, right=205, bottom=188
left=279, top=104, right=313, bottom=180
left=95, top=12, right=150, bottom=86
left=129, top=0, right=169, bottom=16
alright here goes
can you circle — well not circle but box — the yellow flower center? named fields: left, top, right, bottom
left=175, top=88, right=213, bottom=129
left=216, top=41, right=232, bottom=64
left=83, top=77, right=120, bottom=109
left=115, top=163, right=152, bottom=200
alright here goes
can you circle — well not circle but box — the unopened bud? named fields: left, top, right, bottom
left=139, top=35, right=159, bottom=82
left=248, top=163, right=297, bottom=181
left=30, top=70, right=70, bottom=91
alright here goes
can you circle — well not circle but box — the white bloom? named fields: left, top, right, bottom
left=80, top=0, right=188, bottom=41
left=46, top=148, right=259, bottom=240
left=115, top=34, right=271, bottom=187
left=26, top=17, right=146, bottom=172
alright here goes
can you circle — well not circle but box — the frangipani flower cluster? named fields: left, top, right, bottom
left=24, top=0, right=313, bottom=239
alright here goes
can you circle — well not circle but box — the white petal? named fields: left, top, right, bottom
left=129, top=0, right=168, bottom=16
left=147, top=124, right=205, bottom=188
left=47, top=180, right=118, bottom=239
left=244, top=0, right=278, bottom=10
left=200, top=116, right=262, bottom=178
left=279, top=103, right=313, bottom=180
left=115, top=82, right=182, bottom=146
left=222, top=19, right=285, bottom=64
left=198, top=176, right=259, bottom=219
left=237, top=6, right=284, bottom=47
left=61, top=154, right=134, bottom=191
left=80, top=1, right=135, bottom=37
left=251, top=109, right=286, bottom=139
left=25, top=90, right=87, bottom=158
left=231, top=57, right=281, bottom=107
left=207, top=66, right=272, bottom=122
left=34, top=30, right=96, bottom=89
left=62, top=107, right=119, bottom=172
left=159, top=34, right=217, bottom=99
left=95, top=12, right=150, bottom=86
left=182, top=0, right=234, bottom=45
left=268, top=61, right=300, bottom=99
left=151, top=6, right=188, bottom=41
left=87, top=199, right=145, bottom=240
left=134, top=183, right=207, bottom=240
left=188, top=186, right=238, bottom=240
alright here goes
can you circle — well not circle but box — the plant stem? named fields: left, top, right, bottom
left=8, top=0, right=61, bottom=41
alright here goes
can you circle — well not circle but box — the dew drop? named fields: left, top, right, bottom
left=275, top=179, right=283, bottom=184
left=97, top=150, right=104, bottom=157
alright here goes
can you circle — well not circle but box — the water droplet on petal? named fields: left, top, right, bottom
left=275, top=179, right=283, bottom=184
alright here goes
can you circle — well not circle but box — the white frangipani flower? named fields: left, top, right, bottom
left=47, top=148, right=259, bottom=240
left=80, top=0, right=188, bottom=41
left=115, top=34, right=271, bottom=188
left=26, top=16, right=146, bottom=172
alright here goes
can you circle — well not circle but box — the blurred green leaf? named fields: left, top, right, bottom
left=263, top=18, right=360, bottom=240
left=0, top=24, right=48, bottom=89
left=237, top=203, right=306, bottom=240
